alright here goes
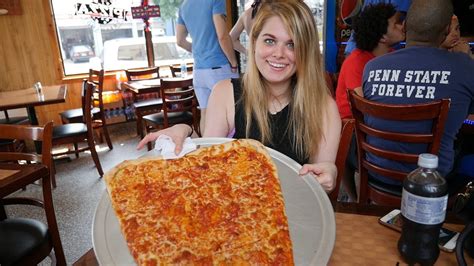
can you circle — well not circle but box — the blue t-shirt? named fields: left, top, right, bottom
left=362, top=46, right=474, bottom=184
left=177, top=0, right=229, bottom=69
left=344, top=0, right=411, bottom=55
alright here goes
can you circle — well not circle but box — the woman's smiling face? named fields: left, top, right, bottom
left=254, top=15, right=297, bottom=88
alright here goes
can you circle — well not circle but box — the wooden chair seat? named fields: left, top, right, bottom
left=143, top=111, right=193, bottom=125
left=0, top=218, right=50, bottom=263
left=52, top=123, right=87, bottom=139
left=59, top=107, right=100, bottom=123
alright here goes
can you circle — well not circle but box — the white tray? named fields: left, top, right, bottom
left=92, top=138, right=335, bottom=265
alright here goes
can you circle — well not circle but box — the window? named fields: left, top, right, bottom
left=50, top=0, right=188, bottom=76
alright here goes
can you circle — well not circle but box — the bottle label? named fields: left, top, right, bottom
left=401, top=189, right=448, bottom=225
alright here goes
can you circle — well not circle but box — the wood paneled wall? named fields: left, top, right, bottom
left=0, top=0, right=235, bottom=125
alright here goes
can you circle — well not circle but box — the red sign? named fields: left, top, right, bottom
left=131, top=5, right=160, bottom=19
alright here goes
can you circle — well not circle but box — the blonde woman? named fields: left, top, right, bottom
left=138, top=1, right=341, bottom=192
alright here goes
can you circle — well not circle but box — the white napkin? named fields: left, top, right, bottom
left=154, top=135, right=197, bottom=159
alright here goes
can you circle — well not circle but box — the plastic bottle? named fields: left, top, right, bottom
left=180, top=60, right=187, bottom=78
left=398, top=153, right=448, bottom=266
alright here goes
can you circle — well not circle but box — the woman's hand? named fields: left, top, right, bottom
left=136, top=124, right=192, bottom=154
left=299, top=162, right=338, bottom=193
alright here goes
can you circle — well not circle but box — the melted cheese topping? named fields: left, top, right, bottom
left=106, top=140, right=294, bottom=265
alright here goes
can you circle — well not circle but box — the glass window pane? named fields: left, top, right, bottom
left=50, top=0, right=189, bottom=76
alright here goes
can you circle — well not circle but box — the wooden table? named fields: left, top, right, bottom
left=121, top=76, right=193, bottom=101
left=0, top=85, right=67, bottom=125
left=73, top=202, right=472, bottom=266
left=329, top=202, right=471, bottom=265
left=121, top=79, right=161, bottom=96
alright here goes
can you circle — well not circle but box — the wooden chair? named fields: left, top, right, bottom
left=125, top=67, right=163, bottom=138
left=143, top=77, right=200, bottom=150
left=0, top=122, right=66, bottom=265
left=329, top=118, right=355, bottom=201
left=170, top=63, right=194, bottom=78
left=59, top=69, right=113, bottom=150
left=348, top=90, right=450, bottom=207
left=52, top=81, right=104, bottom=179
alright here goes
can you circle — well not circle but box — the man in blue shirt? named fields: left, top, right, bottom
left=344, top=0, right=411, bottom=56
left=362, top=0, right=474, bottom=191
left=177, top=0, right=239, bottom=131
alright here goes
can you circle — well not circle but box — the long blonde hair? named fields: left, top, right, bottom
left=242, top=0, right=331, bottom=160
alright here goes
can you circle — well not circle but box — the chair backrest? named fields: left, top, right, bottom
left=82, top=81, right=97, bottom=133
left=160, top=77, right=197, bottom=126
left=0, top=122, right=53, bottom=171
left=89, top=69, right=104, bottom=110
left=126, top=66, right=160, bottom=81
left=170, top=63, right=194, bottom=78
left=330, top=118, right=355, bottom=201
left=348, top=90, right=450, bottom=206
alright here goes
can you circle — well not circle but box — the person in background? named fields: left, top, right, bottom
left=361, top=0, right=474, bottom=193
left=230, top=0, right=262, bottom=56
left=139, top=1, right=341, bottom=192
left=336, top=2, right=405, bottom=120
left=335, top=3, right=405, bottom=201
left=176, top=0, right=239, bottom=133
left=441, top=15, right=473, bottom=59
left=344, top=0, right=411, bottom=56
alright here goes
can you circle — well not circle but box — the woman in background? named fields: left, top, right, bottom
left=138, top=1, right=341, bottom=192
left=230, top=0, right=263, bottom=56
left=441, top=15, right=473, bottom=58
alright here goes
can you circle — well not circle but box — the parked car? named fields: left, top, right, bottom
left=101, top=36, right=193, bottom=72
left=69, top=45, right=95, bottom=63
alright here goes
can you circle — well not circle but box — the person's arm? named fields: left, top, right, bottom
left=312, top=98, right=341, bottom=164
left=229, top=12, right=248, bottom=55
left=299, top=98, right=341, bottom=192
left=176, top=24, right=192, bottom=53
left=203, top=79, right=235, bottom=137
left=213, top=14, right=238, bottom=71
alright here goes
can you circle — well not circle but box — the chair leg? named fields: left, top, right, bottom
left=87, top=136, right=104, bottom=177
left=51, top=166, right=57, bottom=189
left=102, top=124, right=113, bottom=150
left=73, top=142, right=79, bottom=158
left=41, top=171, right=66, bottom=266
left=136, top=113, right=144, bottom=138
left=145, top=122, right=153, bottom=151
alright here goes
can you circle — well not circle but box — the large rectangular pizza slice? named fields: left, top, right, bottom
left=104, top=139, right=294, bottom=265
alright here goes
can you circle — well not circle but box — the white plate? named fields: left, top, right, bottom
left=92, top=138, right=335, bottom=265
